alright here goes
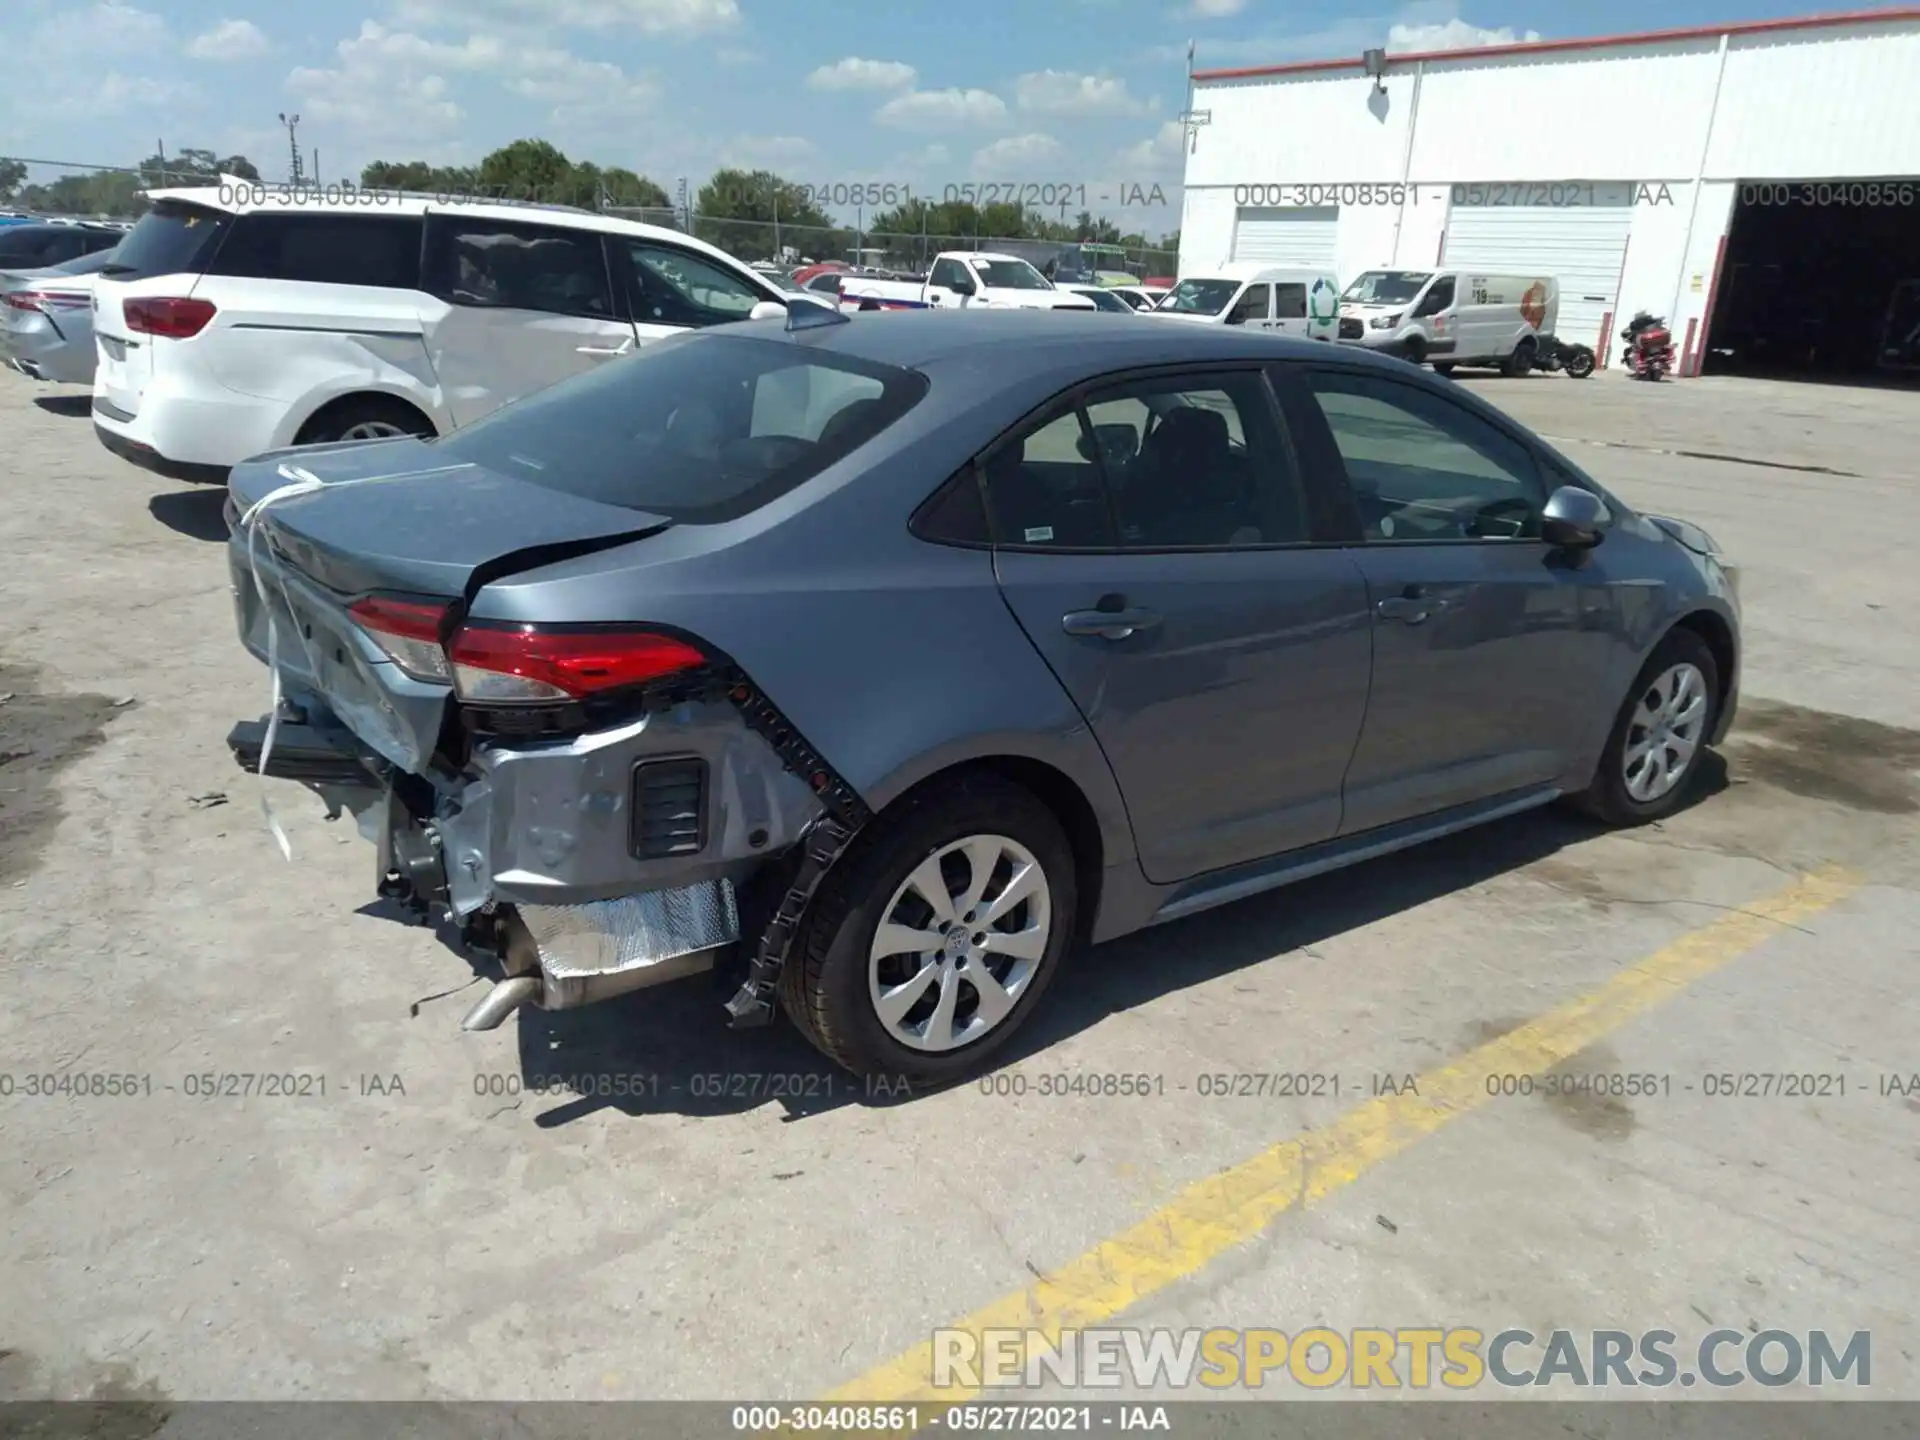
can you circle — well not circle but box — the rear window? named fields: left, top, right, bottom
left=431, top=333, right=929, bottom=524
left=205, top=213, right=423, bottom=289
left=103, top=201, right=230, bottom=281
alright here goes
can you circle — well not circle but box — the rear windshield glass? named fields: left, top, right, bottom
left=431, top=334, right=930, bottom=524
left=49, top=247, right=122, bottom=276
left=103, top=200, right=231, bottom=281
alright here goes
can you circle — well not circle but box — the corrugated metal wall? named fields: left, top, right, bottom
left=1179, top=15, right=1920, bottom=367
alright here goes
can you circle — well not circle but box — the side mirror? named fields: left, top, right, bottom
left=1224, top=310, right=1246, bottom=326
left=1541, top=485, right=1610, bottom=548
left=748, top=300, right=789, bottom=321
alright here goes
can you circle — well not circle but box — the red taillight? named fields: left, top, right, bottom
left=348, top=596, right=454, bottom=683
left=447, top=623, right=708, bottom=703
left=123, top=296, right=216, bottom=338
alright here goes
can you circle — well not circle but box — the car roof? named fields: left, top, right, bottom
left=140, top=182, right=757, bottom=274
left=744, top=306, right=1411, bottom=374
left=1193, top=264, right=1332, bottom=283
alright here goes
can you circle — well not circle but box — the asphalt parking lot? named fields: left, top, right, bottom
left=2, top=366, right=1917, bottom=1410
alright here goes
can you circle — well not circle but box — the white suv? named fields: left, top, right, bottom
left=90, top=184, right=807, bottom=479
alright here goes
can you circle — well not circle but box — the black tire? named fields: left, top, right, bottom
left=1565, top=347, right=1595, bottom=379
left=1400, top=336, right=1427, bottom=367
left=780, top=773, right=1078, bottom=1082
left=1432, top=361, right=1455, bottom=376
left=297, top=395, right=434, bottom=446
left=1568, top=628, right=1720, bottom=827
left=1502, top=337, right=1537, bottom=377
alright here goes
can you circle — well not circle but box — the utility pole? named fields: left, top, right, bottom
left=278, top=113, right=303, bottom=186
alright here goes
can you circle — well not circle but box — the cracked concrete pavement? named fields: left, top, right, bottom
left=1, top=367, right=1916, bottom=1408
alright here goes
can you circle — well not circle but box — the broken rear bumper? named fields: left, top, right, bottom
left=228, top=687, right=827, bottom=1028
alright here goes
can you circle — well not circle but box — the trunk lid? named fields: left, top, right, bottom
left=228, top=438, right=672, bottom=774
left=89, top=277, right=151, bottom=418
left=230, top=437, right=671, bottom=598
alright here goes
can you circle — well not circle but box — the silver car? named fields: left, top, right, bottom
left=1, top=247, right=118, bottom=384
left=222, top=309, right=1740, bottom=1081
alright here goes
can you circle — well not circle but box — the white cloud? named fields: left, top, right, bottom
left=720, top=135, right=819, bottom=167
left=1387, top=18, right=1542, bottom=49
left=1185, top=0, right=1247, bottom=14
left=1168, top=7, right=1546, bottom=67
left=1012, top=70, right=1152, bottom=116
left=30, top=0, right=169, bottom=56
left=284, top=20, right=659, bottom=145
left=391, top=0, right=739, bottom=34
left=875, top=87, right=1008, bottom=131
left=971, top=133, right=1067, bottom=177
left=1118, top=119, right=1187, bottom=177
left=186, top=18, right=269, bottom=60
left=507, top=50, right=662, bottom=129
left=807, top=56, right=917, bottom=91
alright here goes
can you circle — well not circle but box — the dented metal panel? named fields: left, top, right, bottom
left=521, top=883, right=739, bottom=979
left=447, top=698, right=824, bottom=910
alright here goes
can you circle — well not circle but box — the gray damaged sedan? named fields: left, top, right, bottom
left=225, top=307, right=1740, bottom=1082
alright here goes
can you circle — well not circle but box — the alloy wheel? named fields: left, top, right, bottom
left=339, top=420, right=409, bottom=440
left=867, top=834, right=1052, bottom=1053
left=1623, top=662, right=1709, bottom=803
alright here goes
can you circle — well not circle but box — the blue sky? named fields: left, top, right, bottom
left=0, top=0, right=1863, bottom=234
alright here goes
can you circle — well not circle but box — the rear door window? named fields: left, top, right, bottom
left=423, top=217, right=615, bottom=319
left=1274, top=283, right=1307, bottom=319
left=430, top=333, right=928, bottom=522
left=205, top=213, right=423, bottom=289
left=99, top=202, right=231, bottom=280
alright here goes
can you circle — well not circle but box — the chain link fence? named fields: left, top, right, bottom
left=647, top=213, right=1177, bottom=278
left=3, top=159, right=1180, bottom=277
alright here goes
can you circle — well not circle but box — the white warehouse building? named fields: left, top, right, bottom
left=1176, top=8, right=1920, bottom=378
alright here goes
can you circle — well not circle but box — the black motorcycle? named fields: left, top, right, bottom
left=1534, top=334, right=1597, bottom=379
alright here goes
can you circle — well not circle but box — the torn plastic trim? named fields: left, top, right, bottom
left=719, top=669, right=874, bottom=1028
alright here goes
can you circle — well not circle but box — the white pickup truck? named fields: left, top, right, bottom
left=837, top=251, right=1097, bottom=312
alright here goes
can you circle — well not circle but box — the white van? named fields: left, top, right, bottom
left=1337, top=269, right=1559, bottom=375
left=1149, top=263, right=1341, bottom=341
left=89, top=181, right=809, bottom=479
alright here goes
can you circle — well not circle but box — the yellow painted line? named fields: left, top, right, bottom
left=827, top=866, right=1861, bottom=1402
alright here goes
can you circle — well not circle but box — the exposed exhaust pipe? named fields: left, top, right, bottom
left=461, top=975, right=540, bottom=1031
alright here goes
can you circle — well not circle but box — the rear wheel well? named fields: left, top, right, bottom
left=882, top=757, right=1106, bottom=945
left=1671, top=609, right=1736, bottom=718
left=294, top=392, right=437, bottom=445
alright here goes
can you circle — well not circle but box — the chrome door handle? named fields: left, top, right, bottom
left=1062, top=607, right=1161, bottom=640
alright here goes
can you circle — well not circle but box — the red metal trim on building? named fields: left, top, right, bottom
left=1191, top=8, right=1920, bottom=81
left=1601, top=230, right=1634, bottom=367
left=1691, top=231, right=1732, bottom=376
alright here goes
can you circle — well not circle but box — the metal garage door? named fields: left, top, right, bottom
left=1229, top=207, right=1339, bottom=267
left=1442, top=184, right=1634, bottom=353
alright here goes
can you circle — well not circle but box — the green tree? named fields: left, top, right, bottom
left=16, top=169, right=145, bottom=217
left=599, top=166, right=670, bottom=209
left=359, top=160, right=479, bottom=193
left=474, top=138, right=575, bottom=201
left=693, top=168, right=838, bottom=260
left=0, top=157, right=26, bottom=201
